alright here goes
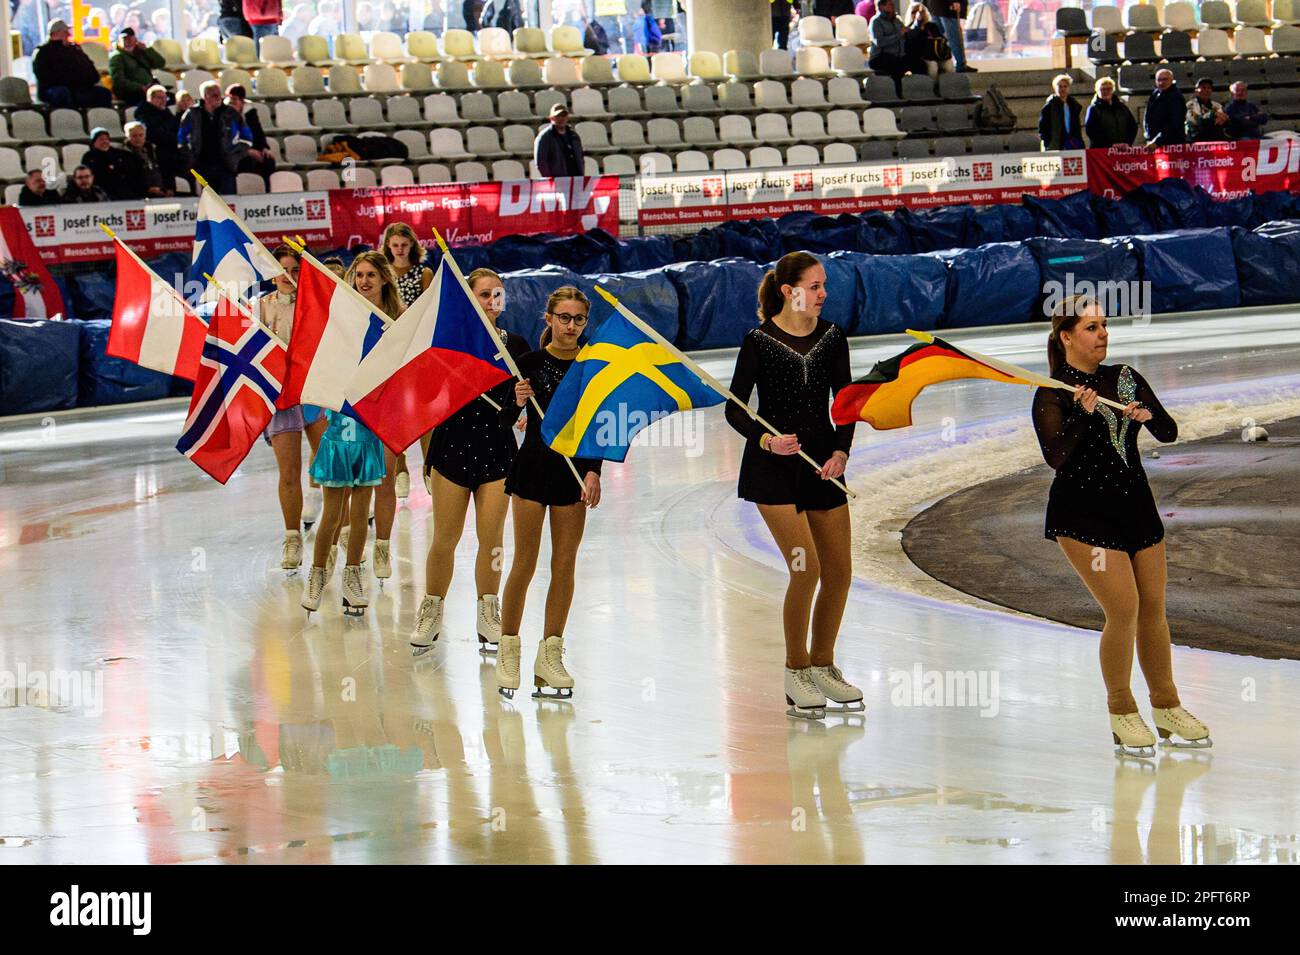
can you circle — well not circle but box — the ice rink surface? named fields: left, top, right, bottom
left=2, top=307, right=1299, bottom=864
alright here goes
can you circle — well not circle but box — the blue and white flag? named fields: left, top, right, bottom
left=187, top=185, right=285, bottom=305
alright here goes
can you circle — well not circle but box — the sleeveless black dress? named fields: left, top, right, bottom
left=725, top=319, right=854, bottom=513
left=503, top=348, right=603, bottom=507
left=1032, top=362, right=1178, bottom=556
left=424, top=330, right=531, bottom=490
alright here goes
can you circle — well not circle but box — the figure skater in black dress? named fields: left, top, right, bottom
left=495, top=286, right=602, bottom=701
left=410, top=268, right=530, bottom=657
left=726, top=251, right=861, bottom=721
left=1032, top=295, right=1211, bottom=757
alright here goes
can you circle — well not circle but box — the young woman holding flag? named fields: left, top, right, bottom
left=410, top=268, right=530, bottom=658
left=726, top=251, right=862, bottom=721
left=1034, top=296, right=1210, bottom=757
left=495, top=287, right=602, bottom=701
left=300, top=251, right=405, bottom=616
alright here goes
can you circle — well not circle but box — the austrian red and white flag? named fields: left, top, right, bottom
left=175, top=294, right=287, bottom=484
left=107, top=236, right=207, bottom=381
left=0, top=206, right=64, bottom=318
left=345, top=261, right=513, bottom=453
left=279, top=255, right=390, bottom=412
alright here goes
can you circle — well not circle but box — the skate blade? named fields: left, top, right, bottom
left=410, top=642, right=436, bottom=657
left=824, top=700, right=865, bottom=714
left=478, top=638, right=500, bottom=656
left=532, top=685, right=574, bottom=701
left=498, top=686, right=516, bottom=700
left=786, top=706, right=826, bottom=721
left=342, top=604, right=367, bottom=616
left=283, top=567, right=301, bottom=577
left=1158, top=734, right=1212, bottom=749
left=1113, top=743, right=1156, bottom=759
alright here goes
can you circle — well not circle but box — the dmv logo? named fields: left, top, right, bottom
left=306, top=198, right=326, bottom=221
left=35, top=215, right=56, bottom=238
left=973, top=161, right=993, bottom=182
left=1063, top=156, right=1083, bottom=176
left=125, top=209, right=146, bottom=231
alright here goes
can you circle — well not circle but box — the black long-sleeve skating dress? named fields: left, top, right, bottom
left=424, top=330, right=531, bottom=490
left=503, top=347, right=603, bottom=507
left=725, top=319, right=854, bottom=512
left=1032, top=362, right=1178, bottom=556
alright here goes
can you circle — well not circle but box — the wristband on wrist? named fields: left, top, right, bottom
left=760, top=433, right=770, bottom=451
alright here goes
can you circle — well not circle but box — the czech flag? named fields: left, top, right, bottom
left=831, top=333, right=1034, bottom=430
left=280, top=255, right=390, bottom=412
left=345, top=261, right=513, bottom=454
left=107, top=234, right=207, bottom=381
left=176, top=295, right=287, bottom=484
left=541, top=309, right=723, bottom=461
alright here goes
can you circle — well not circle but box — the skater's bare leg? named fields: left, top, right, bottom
left=313, top=488, right=348, bottom=567
left=473, top=478, right=510, bottom=597
left=419, top=430, right=432, bottom=461
left=304, top=417, right=327, bottom=486
left=1130, top=541, right=1181, bottom=710
left=332, top=489, right=349, bottom=545
left=806, top=504, right=851, bottom=667
left=270, top=431, right=304, bottom=532
left=374, top=449, right=398, bottom=540
left=426, top=470, right=471, bottom=597
left=501, top=496, right=545, bottom=635
left=1059, top=537, right=1141, bottom=715
left=347, top=488, right=373, bottom=565
left=544, top=501, right=587, bottom=637
left=758, top=503, right=819, bottom=670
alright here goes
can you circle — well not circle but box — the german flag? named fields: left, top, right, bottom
left=831, top=332, right=1037, bottom=429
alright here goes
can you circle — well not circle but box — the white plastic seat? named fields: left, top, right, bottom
left=718, top=83, right=756, bottom=113
left=349, top=97, right=393, bottom=130
left=418, top=163, right=452, bottom=183
left=831, top=45, right=869, bottom=77
left=569, top=87, right=610, bottom=118
left=791, top=111, right=829, bottom=142
left=495, top=89, right=534, bottom=120
left=800, top=15, right=839, bottom=47
left=828, top=75, right=866, bottom=106
left=824, top=141, right=857, bottom=164
left=218, top=67, right=254, bottom=92
left=508, top=58, right=546, bottom=88
left=796, top=47, right=833, bottom=77
left=269, top=170, right=303, bottom=192
left=401, top=62, right=435, bottom=92
left=574, top=121, right=612, bottom=152
left=443, top=29, right=481, bottom=61
left=826, top=109, right=865, bottom=139
left=607, top=86, right=647, bottom=116
left=638, top=151, right=672, bottom=175
left=836, top=14, right=871, bottom=45
left=298, top=35, right=337, bottom=67
left=543, top=56, right=582, bottom=87
left=258, top=35, right=297, bottom=67
left=581, top=55, right=617, bottom=86
left=478, top=27, right=514, bottom=59
left=493, top=124, right=529, bottom=155
left=0, top=147, right=21, bottom=179
left=1235, top=27, right=1269, bottom=56
left=682, top=85, right=720, bottom=113
left=644, top=85, right=683, bottom=115
left=550, top=25, right=592, bottom=57
left=424, top=93, right=467, bottom=126
left=380, top=165, right=414, bottom=187
left=364, top=63, right=400, bottom=93
left=24, top=144, right=59, bottom=175
left=180, top=69, right=216, bottom=97
left=787, top=144, right=820, bottom=165
left=283, top=134, right=323, bottom=166
left=472, top=59, right=510, bottom=89
left=754, top=80, right=792, bottom=110
left=306, top=168, right=341, bottom=189
left=387, top=95, right=427, bottom=128
left=187, top=37, right=222, bottom=69
left=724, top=49, right=761, bottom=81
left=675, top=149, right=709, bottom=171
left=1277, top=0, right=1300, bottom=25
left=759, top=49, right=795, bottom=78
left=533, top=89, right=568, bottom=118
left=652, top=51, right=690, bottom=84
left=1163, top=2, right=1198, bottom=31
left=59, top=142, right=83, bottom=173
left=466, top=126, right=507, bottom=159
left=748, top=146, right=783, bottom=167
left=223, top=36, right=261, bottom=69
left=718, top=114, right=757, bottom=145
left=348, top=166, right=378, bottom=188
left=616, top=54, right=653, bottom=84
left=311, top=98, right=354, bottom=131
left=683, top=116, right=720, bottom=146
left=255, top=66, right=293, bottom=99
left=275, top=101, right=319, bottom=131
left=406, top=32, right=446, bottom=63
left=431, top=128, right=473, bottom=160
left=792, top=77, right=830, bottom=108
left=512, top=27, right=549, bottom=58
left=236, top=172, right=267, bottom=194
left=603, top=153, right=636, bottom=175
left=1271, top=25, right=1300, bottom=53
left=151, top=38, right=186, bottom=71
left=1198, top=28, right=1234, bottom=57
left=755, top=113, right=794, bottom=144
left=712, top=147, right=747, bottom=169
left=436, top=61, right=473, bottom=90
left=492, top=159, right=527, bottom=180
left=12, top=111, right=53, bottom=144
left=647, top=117, right=683, bottom=147
left=370, top=31, right=413, bottom=64
left=1089, top=6, right=1125, bottom=33
left=394, top=128, right=431, bottom=159
left=863, top=106, right=905, bottom=138
left=455, top=160, right=489, bottom=181
left=459, top=92, right=498, bottom=124
left=610, top=119, right=647, bottom=150
left=689, top=51, right=725, bottom=82
left=328, top=64, right=363, bottom=96
left=49, top=109, right=86, bottom=142
left=1235, top=0, right=1272, bottom=28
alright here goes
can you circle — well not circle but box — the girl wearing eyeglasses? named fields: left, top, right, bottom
left=494, top=287, right=602, bottom=702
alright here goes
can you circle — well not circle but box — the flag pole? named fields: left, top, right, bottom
left=202, top=271, right=287, bottom=350
left=192, top=170, right=292, bottom=287
left=431, top=227, right=585, bottom=493
left=594, top=285, right=856, bottom=499
left=280, top=236, right=394, bottom=329
left=905, top=329, right=1133, bottom=412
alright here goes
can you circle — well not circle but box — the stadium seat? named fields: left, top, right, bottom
left=401, top=62, right=435, bottom=92
left=836, top=13, right=871, bottom=45
left=676, top=149, right=710, bottom=172
left=328, top=65, right=363, bottom=95
left=180, top=68, right=216, bottom=97
left=831, top=45, right=870, bottom=76
left=269, top=170, right=303, bottom=192
left=902, top=74, right=940, bottom=102
left=1163, top=2, right=1198, bottom=31
left=550, top=25, right=592, bottom=57
left=187, top=37, right=222, bottom=69
left=647, top=117, right=684, bottom=148
left=796, top=47, right=834, bottom=77
left=423, top=93, right=465, bottom=126
left=349, top=97, right=393, bottom=131
left=151, top=38, right=186, bottom=71
left=12, top=111, right=53, bottom=144
left=689, top=51, right=725, bottom=82
left=543, top=56, right=583, bottom=87
left=1089, top=6, right=1125, bottom=33
left=406, top=32, right=446, bottom=63
left=394, top=128, right=430, bottom=159
left=1234, top=0, right=1272, bottom=28
left=823, top=141, right=857, bottom=164
left=603, top=153, right=638, bottom=175
left=791, top=111, right=830, bottom=143
left=644, top=85, right=684, bottom=116
left=1125, top=4, right=1163, bottom=32
left=827, top=109, right=865, bottom=139
left=581, top=55, right=617, bottom=85
left=508, top=59, right=546, bottom=88
left=748, top=146, right=783, bottom=167
left=1123, top=32, right=1160, bottom=63
left=938, top=73, right=976, bottom=101
left=652, top=52, right=691, bottom=84
left=899, top=105, right=936, bottom=133
left=87, top=106, right=123, bottom=137
left=533, top=89, right=568, bottom=117
left=472, top=59, right=509, bottom=89
left=348, top=167, right=378, bottom=188
left=492, top=159, right=527, bottom=180
left=791, top=77, right=829, bottom=108
left=0, top=76, right=34, bottom=108
left=311, top=98, right=354, bottom=132
left=787, top=143, right=820, bottom=165
left=828, top=75, right=867, bottom=106
left=638, top=152, right=673, bottom=174
left=443, top=29, right=481, bottom=60
left=719, top=113, right=758, bottom=145
left=370, top=31, right=413, bottom=64
left=607, top=86, right=648, bottom=117
left=364, top=63, right=400, bottom=93
left=937, top=103, right=976, bottom=134
left=334, top=33, right=371, bottom=65
left=1160, top=30, right=1197, bottom=61
left=502, top=125, right=535, bottom=155
left=1277, top=0, right=1300, bottom=25
left=431, top=128, right=473, bottom=160
left=298, top=35, right=336, bottom=67
left=897, top=139, right=930, bottom=159
left=436, top=61, right=474, bottom=90
left=712, top=147, right=747, bottom=169
left=1234, top=27, right=1269, bottom=56
left=718, top=82, right=757, bottom=113
left=1087, top=31, right=1122, bottom=66
left=222, top=35, right=261, bottom=69
left=1199, top=2, right=1234, bottom=30
left=275, top=100, right=319, bottom=132
left=724, top=49, right=762, bottom=81
left=1055, top=8, right=1090, bottom=36
left=865, top=75, right=902, bottom=104
left=755, top=112, right=794, bottom=144
left=477, top=27, right=513, bottom=59
left=616, top=54, right=654, bottom=84
left=258, top=35, right=296, bottom=67
left=683, top=116, right=720, bottom=146
left=253, top=66, right=293, bottom=100
left=467, top=126, right=507, bottom=159
left=218, top=67, right=254, bottom=91
left=1272, top=25, right=1300, bottom=53
left=610, top=119, right=647, bottom=150
left=289, top=66, right=326, bottom=99
left=236, top=172, right=266, bottom=194
left=863, top=107, right=904, bottom=137
left=759, top=49, right=795, bottom=78
left=859, top=140, right=894, bottom=160
left=512, top=27, right=549, bottom=58
left=681, top=84, right=721, bottom=113
left=1197, top=28, right=1234, bottom=57
left=934, top=137, right=968, bottom=156
left=418, top=163, right=452, bottom=183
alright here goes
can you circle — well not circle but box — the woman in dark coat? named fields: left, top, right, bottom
left=1038, top=73, right=1085, bottom=151
left=1084, top=76, right=1138, bottom=148
left=133, top=85, right=188, bottom=190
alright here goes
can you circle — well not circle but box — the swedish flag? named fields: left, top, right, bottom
left=541, top=310, right=724, bottom=462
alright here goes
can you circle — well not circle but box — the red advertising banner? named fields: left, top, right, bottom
left=20, top=177, right=621, bottom=265
left=1085, top=139, right=1300, bottom=200
left=327, top=176, right=620, bottom=252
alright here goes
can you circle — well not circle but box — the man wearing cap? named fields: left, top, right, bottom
left=82, top=127, right=148, bottom=200
left=225, top=84, right=277, bottom=186
left=108, top=27, right=165, bottom=107
left=33, top=19, right=114, bottom=109
left=534, top=103, right=585, bottom=179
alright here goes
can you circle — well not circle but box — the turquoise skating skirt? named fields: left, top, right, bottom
left=309, top=411, right=386, bottom=488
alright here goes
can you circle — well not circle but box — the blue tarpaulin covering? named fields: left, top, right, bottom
left=664, top=258, right=767, bottom=350
left=578, top=268, right=680, bottom=342
left=853, top=253, right=949, bottom=335
left=894, top=205, right=977, bottom=252
left=1230, top=221, right=1300, bottom=306
left=815, top=251, right=863, bottom=335
left=77, top=319, right=173, bottom=407
left=941, top=242, right=1041, bottom=329
left=499, top=264, right=581, bottom=347
left=1022, top=190, right=1101, bottom=240
left=0, top=319, right=80, bottom=415
left=1028, top=237, right=1140, bottom=314
left=1127, top=228, right=1241, bottom=313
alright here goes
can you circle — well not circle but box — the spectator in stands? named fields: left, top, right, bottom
left=1083, top=76, right=1137, bottom=149
left=107, top=27, right=164, bottom=107
left=243, top=0, right=282, bottom=51
left=463, top=0, right=485, bottom=31
left=534, top=103, right=585, bottom=178
left=856, top=0, right=877, bottom=22
left=218, top=0, right=252, bottom=39
left=1186, top=78, right=1230, bottom=143
left=869, top=0, right=911, bottom=97
left=124, top=121, right=170, bottom=197
left=584, top=14, right=611, bottom=55
left=904, top=2, right=953, bottom=78
left=136, top=85, right=188, bottom=188
left=18, top=170, right=62, bottom=207
left=309, top=0, right=343, bottom=41
left=33, top=19, right=114, bottom=109
left=1143, top=69, right=1186, bottom=148
left=16, top=0, right=71, bottom=57
left=82, top=127, right=147, bottom=201
left=108, top=4, right=129, bottom=39
left=280, top=3, right=314, bottom=42
left=1225, top=81, right=1269, bottom=141
left=225, top=84, right=277, bottom=186
left=356, top=0, right=376, bottom=30
left=179, top=80, right=253, bottom=195
left=635, top=1, right=663, bottom=53
left=62, top=166, right=110, bottom=204
left=176, top=89, right=197, bottom=115
left=1038, top=74, right=1083, bottom=151
left=925, top=0, right=974, bottom=72
left=772, top=0, right=793, bottom=50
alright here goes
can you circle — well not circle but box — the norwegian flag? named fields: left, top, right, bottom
left=175, top=295, right=287, bottom=484
left=107, top=236, right=207, bottom=380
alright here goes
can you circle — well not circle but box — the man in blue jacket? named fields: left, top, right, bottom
left=1224, top=81, right=1269, bottom=140
left=1143, top=69, right=1186, bottom=147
